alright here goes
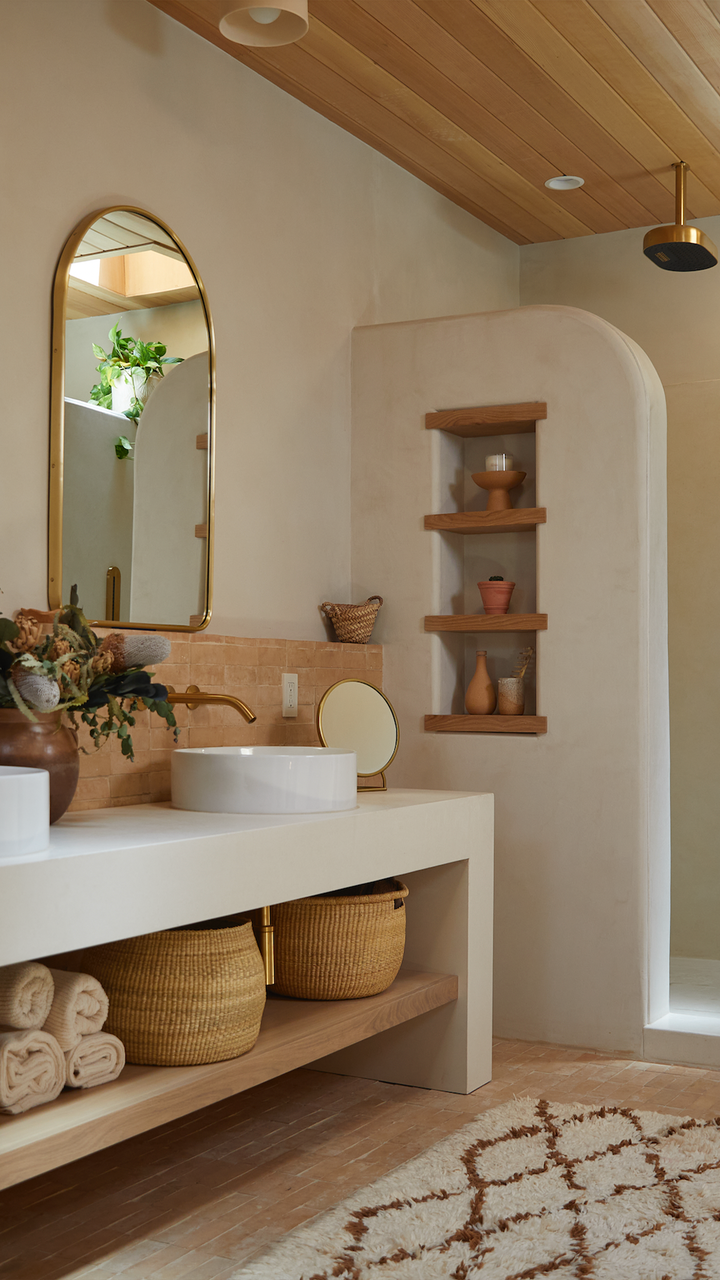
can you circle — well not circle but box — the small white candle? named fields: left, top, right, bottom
left=485, top=453, right=514, bottom=471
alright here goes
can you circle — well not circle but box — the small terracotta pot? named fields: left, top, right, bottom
left=478, top=581, right=515, bottom=615
left=0, top=709, right=79, bottom=823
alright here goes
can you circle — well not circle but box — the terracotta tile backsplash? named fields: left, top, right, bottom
left=69, top=633, right=383, bottom=812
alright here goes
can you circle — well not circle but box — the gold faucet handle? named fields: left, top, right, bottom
left=183, top=685, right=202, bottom=711
left=165, top=684, right=202, bottom=711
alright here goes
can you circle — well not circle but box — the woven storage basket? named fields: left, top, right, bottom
left=272, top=879, right=408, bottom=1000
left=82, top=918, right=266, bottom=1066
left=320, top=595, right=382, bottom=644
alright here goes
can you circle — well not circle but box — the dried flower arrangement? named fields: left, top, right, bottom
left=512, top=646, right=535, bottom=680
left=0, top=590, right=176, bottom=761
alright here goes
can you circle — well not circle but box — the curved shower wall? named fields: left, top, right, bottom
left=350, top=304, right=669, bottom=1056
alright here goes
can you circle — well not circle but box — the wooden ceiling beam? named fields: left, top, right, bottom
left=415, top=0, right=678, bottom=222
left=305, top=16, right=596, bottom=238
left=314, top=0, right=626, bottom=234
left=361, top=0, right=669, bottom=227
left=532, top=0, right=720, bottom=214
left=644, top=0, right=720, bottom=98
left=586, top=0, right=720, bottom=159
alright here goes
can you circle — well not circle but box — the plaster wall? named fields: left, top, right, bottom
left=521, top=224, right=720, bottom=961
left=0, top=0, right=518, bottom=640
left=351, top=305, right=669, bottom=1053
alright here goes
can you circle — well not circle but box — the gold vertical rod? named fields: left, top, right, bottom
left=105, top=566, right=121, bottom=622
left=674, top=162, right=687, bottom=226
left=260, top=905, right=274, bottom=986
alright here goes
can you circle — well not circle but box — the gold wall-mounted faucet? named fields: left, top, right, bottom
left=166, top=684, right=257, bottom=724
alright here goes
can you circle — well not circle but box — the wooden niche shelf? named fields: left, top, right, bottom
left=425, top=614, right=547, bottom=634
left=424, top=401, right=547, bottom=735
left=426, top=715, right=547, bottom=735
left=424, top=509, right=546, bottom=535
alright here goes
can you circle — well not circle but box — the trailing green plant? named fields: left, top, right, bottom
left=0, top=588, right=177, bottom=762
left=114, top=435, right=133, bottom=460
left=89, top=323, right=183, bottom=425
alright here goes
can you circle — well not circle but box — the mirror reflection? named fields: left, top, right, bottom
left=51, top=208, right=213, bottom=629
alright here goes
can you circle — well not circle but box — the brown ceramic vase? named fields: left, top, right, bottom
left=465, top=650, right=496, bottom=715
left=0, top=709, right=79, bottom=823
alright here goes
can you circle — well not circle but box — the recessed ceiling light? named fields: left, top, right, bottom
left=545, top=175, right=584, bottom=191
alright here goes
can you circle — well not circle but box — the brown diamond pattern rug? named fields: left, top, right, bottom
left=234, top=1096, right=720, bottom=1279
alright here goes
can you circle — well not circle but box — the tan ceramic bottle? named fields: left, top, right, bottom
left=465, top=650, right=496, bottom=715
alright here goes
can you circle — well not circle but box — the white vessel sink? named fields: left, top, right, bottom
left=171, top=746, right=357, bottom=814
left=0, top=766, right=50, bottom=858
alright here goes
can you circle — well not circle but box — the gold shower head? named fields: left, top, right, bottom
left=643, top=163, right=718, bottom=272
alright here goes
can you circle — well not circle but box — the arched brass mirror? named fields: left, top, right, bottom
left=317, top=679, right=399, bottom=792
left=49, top=207, right=214, bottom=630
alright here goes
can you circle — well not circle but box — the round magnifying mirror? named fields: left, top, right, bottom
left=317, top=679, right=399, bottom=792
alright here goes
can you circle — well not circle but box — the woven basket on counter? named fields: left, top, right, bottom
left=272, top=879, right=408, bottom=1000
left=82, top=917, right=266, bottom=1066
left=320, top=595, right=382, bottom=644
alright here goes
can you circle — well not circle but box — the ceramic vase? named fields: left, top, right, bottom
left=497, top=677, right=525, bottom=716
left=0, top=709, right=79, bottom=823
left=478, top=580, right=515, bottom=614
left=465, top=650, right=496, bottom=715
left=111, top=369, right=160, bottom=416
left=471, top=469, right=526, bottom=512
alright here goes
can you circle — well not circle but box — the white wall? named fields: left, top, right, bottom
left=521, top=222, right=720, bottom=961
left=0, top=0, right=518, bottom=640
left=351, top=306, right=669, bottom=1054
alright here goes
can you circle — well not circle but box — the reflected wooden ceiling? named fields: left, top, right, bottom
left=148, top=0, right=720, bottom=245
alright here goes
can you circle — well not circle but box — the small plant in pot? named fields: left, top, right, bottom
left=90, top=323, right=183, bottom=454
left=477, top=575, right=515, bottom=615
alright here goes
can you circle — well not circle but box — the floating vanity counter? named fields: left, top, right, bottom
left=0, top=789, right=493, bottom=1189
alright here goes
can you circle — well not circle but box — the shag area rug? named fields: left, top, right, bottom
left=234, top=1096, right=720, bottom=1279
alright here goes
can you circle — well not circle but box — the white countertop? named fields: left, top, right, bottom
left=0, top=790, right=492, bottom=966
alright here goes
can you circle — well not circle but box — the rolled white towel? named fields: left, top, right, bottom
left=64, top=1033, right=125, bottom=1089
left=0, top=962, right=54, bottom=1030
left=0, top=1027, right=65, bottom=1114
left=43, top=969, right=109, bottom=1051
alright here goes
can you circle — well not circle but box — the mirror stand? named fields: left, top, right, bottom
left=358, top=771, right=388, bottom=792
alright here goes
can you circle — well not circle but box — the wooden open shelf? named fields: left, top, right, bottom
left=425, top=613, right=546, bottom=633
left=426, top=402, right=547, bottom=437
left=425, top=715, right=547, bottom=735
left=0, top=969, right=456, bottom=1190
left=424, top=508, right=546, bottom=535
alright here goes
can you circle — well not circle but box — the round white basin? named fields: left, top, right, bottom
left=0, top=766, right=50, bottom=857
left=171, top=746, right=357, bottom=814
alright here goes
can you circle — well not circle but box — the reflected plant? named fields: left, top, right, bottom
left=89, top=323, right=183, bottom=425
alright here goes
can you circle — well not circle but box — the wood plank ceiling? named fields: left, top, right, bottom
left=148, top=0, right=720, bottom=245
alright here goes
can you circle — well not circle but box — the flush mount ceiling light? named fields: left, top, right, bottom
left=544, top=175, right=584, bottom=190
left=643, top=162, right=717, bottom=272
left=219, top=0, right=308, bottom=46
